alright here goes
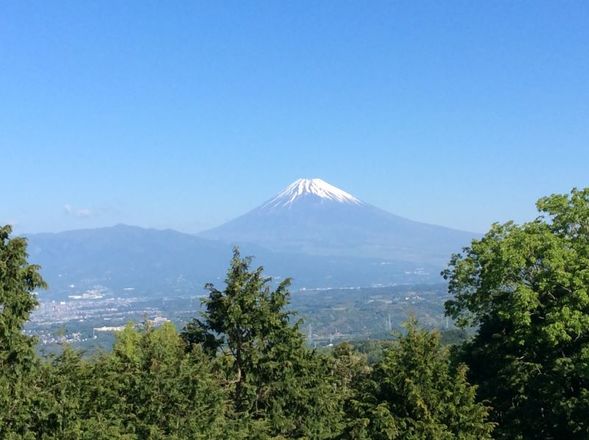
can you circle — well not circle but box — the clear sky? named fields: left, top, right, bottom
left=2, top=1, right=588, bottom=234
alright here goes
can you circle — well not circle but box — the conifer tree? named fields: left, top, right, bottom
left=90, top=322, right=230, bottom=438
left=0, top=225, right=46, bottom=367
left=343, top=320, right=494, bottom=439
left=0, top=225, right=47, bottom=437
left=182, top=248, right=345, bottom=438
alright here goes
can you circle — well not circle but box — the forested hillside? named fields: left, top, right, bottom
left=1, top=187, right=588, bottom=439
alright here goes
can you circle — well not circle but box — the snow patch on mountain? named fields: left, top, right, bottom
left=262, top=178, right=362, bottom=208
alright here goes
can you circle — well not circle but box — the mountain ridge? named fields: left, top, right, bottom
left=26, top=224, right=435, bottom=297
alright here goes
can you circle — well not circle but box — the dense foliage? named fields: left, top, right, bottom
left=182, top=249, right=345, bottom=438
left=0, top=232, right=492, bottom=439
left=445, top=188, right=589, bottom=439
left=4, top=186, right=589, bottom=439
left=341, top=320, right=494, bottom=439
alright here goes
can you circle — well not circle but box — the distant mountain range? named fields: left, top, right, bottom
left=25, top=179, right=477, bottom=297
left=27, top=225, right=438, bottom=298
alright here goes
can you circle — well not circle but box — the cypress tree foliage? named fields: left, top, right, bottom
left=444, top=188, right=589, bottom=439
left=30, top=347, right=128, bottom=440
left=29, top=323, right=232, bottom=439
left=182, top=248, right=345, bottom=438
left=95, top=322, right=230, bottom=439
left=0, top=225, right=46, bottom=366
left=332, top=343, right=372, bottom=439
left=342, top=320, right=494, bottom=440
left=0, top=225, right=47, bottom=438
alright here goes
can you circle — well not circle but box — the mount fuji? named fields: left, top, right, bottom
left=200, top=178, right=477, bottom=266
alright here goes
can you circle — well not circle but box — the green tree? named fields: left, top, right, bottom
left=89, top=322, right=231, bottom=439
left=182, top=248, right=345, bottom=438
left=0, top=225, right=47, bottom=438
left=0, top=225, right=46, bottom=367
left=343, top=320, right=493, bottom=439
left=444, top=188, right=589, bottom=439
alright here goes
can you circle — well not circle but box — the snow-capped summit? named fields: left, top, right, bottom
left=262, top=178, right=362, bottom=208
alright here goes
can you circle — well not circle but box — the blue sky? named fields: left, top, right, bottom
left=1, top=1, right=588, bottom=234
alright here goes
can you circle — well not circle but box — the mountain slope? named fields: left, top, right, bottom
left=200, top=178, right=476, bottom=265
left=27, top=224, right=232, bottom=296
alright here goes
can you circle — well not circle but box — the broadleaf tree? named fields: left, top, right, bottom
left=444, top=188, right=589, bottom=439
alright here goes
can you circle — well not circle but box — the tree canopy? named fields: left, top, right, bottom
left=0, top=224, right=46, bottom=367
left=182, top=248, right=345, bottom=438
left=0, top=225, right=47, bottom=438
left=444, top=188, right=589, bottom=439
left=342, top=319, right=494, bottom=439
